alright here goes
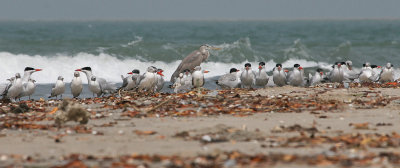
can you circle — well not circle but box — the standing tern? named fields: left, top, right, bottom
left=287, top=64, right=305, bottom=87
left=359, top=62, right=375, bottom=83
left=70, top=71, right=83, bottom=98
left=89, top=76, right=102, bottom=97
left=76, top=67, right=116, bottom=95
left=120, top=69, right=140, bottom=91
left=329, top=62, right=344, bottom=83
left=49, top=76, right=65, bottom=99
left=272, top=64, right=287, bottom=87
left=138, top=66, right=158, bottom=92
left=309, top=68, right=324, bottom=86
left=18, top=67, right=42, bottom=99
left=378, top=63, right=395, bottom=83
left=240, top=63, right=256, bottom=89
left=255, top=62, right=269, bottom=87
left=2, top=73, right=23, bottom=101
left=155, top=69, right=165, bottom=92
left=216, top=68, right=240, bottom=89
left=170, top=44, right=220, bottom=83
left=192, top=66, right=209, bottom=88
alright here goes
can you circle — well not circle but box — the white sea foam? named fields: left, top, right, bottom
left=2, top=52, right=392, bottom=84
left=121, top=36, right=143, bottom=47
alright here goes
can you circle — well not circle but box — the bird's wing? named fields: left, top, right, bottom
left=171, top=50, right=203, bottom=82
left=0, top=83, right=10, bottom=96
left=98, top=77, right=116, bottom=93
left=121, top=75, right=128, bottom=88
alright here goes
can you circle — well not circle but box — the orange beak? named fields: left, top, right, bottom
left=299, top=67, right=303, bottom=70
left=378, top=66, right=381, bottom=68
left=203, top=70, right=209, bottom=73
left=320, top=72, right=323, bottom=75
left=75, top=69, right=81, bottom=71
left=284, top=69, right=289, bottom=73
left=127, top=72, right=133, bottom=74
left=157, top=72, right=164, bottom=76
left=35, top=69, right=42, bottom=71
left=258, top=66, right=262, bottom=69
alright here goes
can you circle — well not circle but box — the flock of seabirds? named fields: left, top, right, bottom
left=0, top=44, right=397, bottom=102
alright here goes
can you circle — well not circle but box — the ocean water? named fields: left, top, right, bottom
left=0, top=20, right=400, bottom=99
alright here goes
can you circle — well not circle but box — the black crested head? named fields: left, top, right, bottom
left=276, top=63, right=282, bottom=67
left=294, top=64, right=300, bottom=68
left=316, top=68, right=323, bottom=72
left=371, top=65, right=378, bottom=68
left=259, top=62, right=265, bottom=66
left=132, top=69, right=140, bottom=74
left=391, top=64, right=394, bottom=67
left=244, top=63, right=251, bottom=67
left=24, top=67, right=35, bottom=71
left=341, top=62, right=346, bottom=65
left=81, top=67, right=92, bottom=71
left=230, top=68, right=238, bottom=73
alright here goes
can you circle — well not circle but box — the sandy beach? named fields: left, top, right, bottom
left=1, top=84, right=400, bottom=167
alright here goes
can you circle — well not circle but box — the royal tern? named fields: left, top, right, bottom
left=155, top=69, right=165, bottom=92
left=49, top=76, right=65, bottom=99
left=287, top=64, right=305, bottom=87
left=272, top=64, right=287, bottom=87
left=255, top=62, right=269, bottom=87
left=240, top=63, right=256, bottom=89
left=89, top=76, right=102, bottom=97
left=216, top=68, right=240, bottom=89
left=76, top=67, right=116, bottom=95
left=138, top=66, right=158, bottom=92
left=70, top=71, right=83, bottom=98
left=378, top=63, right=395, bottom=83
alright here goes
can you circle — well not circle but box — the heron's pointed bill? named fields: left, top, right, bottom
left=211, top=47, right=221, bottom=50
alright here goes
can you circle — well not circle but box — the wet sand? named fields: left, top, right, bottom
left=1, top=84, right=400, bottom=167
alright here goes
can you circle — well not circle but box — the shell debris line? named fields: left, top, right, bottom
left=0, top=85, right=400, bottom=167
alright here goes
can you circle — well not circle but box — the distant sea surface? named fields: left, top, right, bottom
left=0, top=20, right=399, bottom=99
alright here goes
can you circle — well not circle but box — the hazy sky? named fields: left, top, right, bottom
left=0, top=0, right=399, bottom=21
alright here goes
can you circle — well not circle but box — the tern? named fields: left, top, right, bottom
left=181, top=69, right=192, bottom=86
left=170, top=44, right=220, bottom=83
left=359, top=62, right=375, bottom=83
left=2, top=73, right=23, bottom=101
left=378, top=63, right=395, bottom=83
left=287, top=64, right=305, bottom=87
left=309, top=68, right=324, bottom=86
left=329, top=62, right=344, bottom=83
left=192, top=66, right=209, bottom=88
left=255, top=62, right=269, bottom=87
left=120, top=69, right=140, bottom=91
left=272, top=64, right=287, bottom=87
left=76, top=67, right=116, bottom=95
left=89, top=76, right=102, bottom=97
left=18, top=67, right=42, bottom=99
left=138, top=66, right=158, bottom=92
left=216, top=68, right=240, bottom=89
left=49, top=76, right=65, bottom=99
left=240, top=63, right=256, bottom=89
left=155, top=69, right=165, bottom=92
left=70, top=71, right=83, bottom=98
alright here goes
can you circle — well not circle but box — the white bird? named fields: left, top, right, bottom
left=172, top=73, right=184, bottom=89
left=216, top=68, right=241, bottom=89
left=371, top=65, right=382, bottom=82
left=255, top=62, right=269, bottom=87
left=170, top=44, right=220, bottom=83
left=287, top=64, right=305, bottom=87
left=70, top=71, right=83, bottom=98
left=192, top=66, right=209, bottom=88
left=19, top=78, right=36, bottom=100
left=342, top=61, right=359, bottom=82
left=155, top=69, right=165, bottom=92
left=359, top=62, right=375, bottom=83
left=49, top=76, right=65, bottom=99
left=18, top=67, right=42, bottom=99
left=273, top=64, right=287, bottom=87
left=2, top=73, right=23, bottom=101
left=88, top=76, right=102, bottom=97
left=309, top=68, right=324, bottom=86
left=181, top=69, right=192, bottom=86
left=329, top=62, right=344, bottom=83
left=138, top=66, right=158, bottom=92
left=378, top=63, right=395, bottom=83
left=120, top=69, right=140, bottom=91
left=240, top=63, right=256, bottom=89
left=76, top=67, right=116, bottom=95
